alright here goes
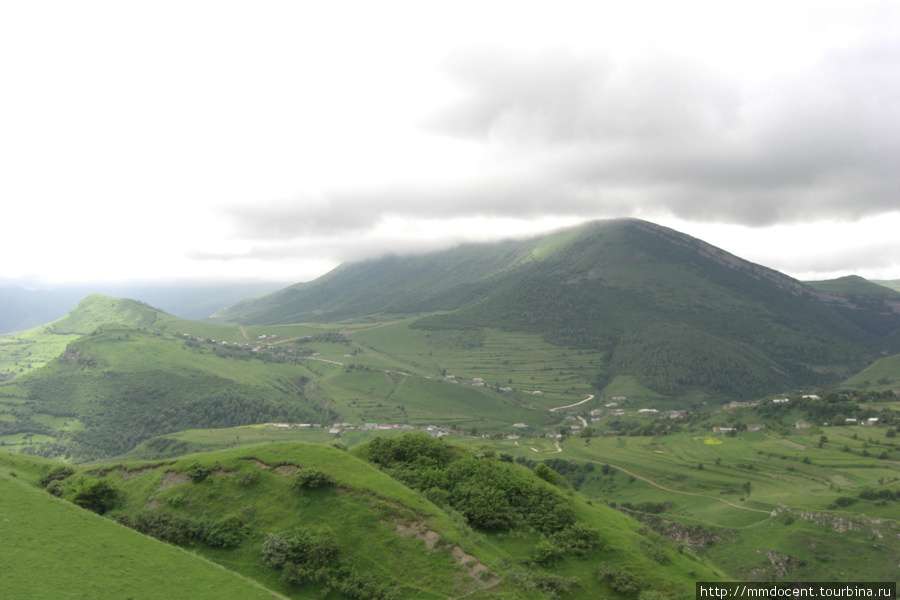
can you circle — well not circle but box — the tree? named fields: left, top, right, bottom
left=71, top=478, right=120, bottom=514
left=534, top=463, right=558, bottom=485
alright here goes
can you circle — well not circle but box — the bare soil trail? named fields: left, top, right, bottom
left=549, top=395, right=594, bottom=412
left=594, top=461, right=772, bottom=515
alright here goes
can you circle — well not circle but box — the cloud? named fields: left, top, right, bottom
left=223, top=36, right=898, bottom=251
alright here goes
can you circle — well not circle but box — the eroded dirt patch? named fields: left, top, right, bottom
left=394, top=521, right=441, bottom=550
left=451, top=545, right=499, bottom=588
left=239, top=457, right=301, bottom=476
left=157, top=470, right=190, bottom=490
left=122, top=463, right=174, bottom=479
left=275, top=464, right=300, bottom=477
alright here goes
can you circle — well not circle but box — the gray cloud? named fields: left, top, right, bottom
left=224, top=40, right=899, bottom=244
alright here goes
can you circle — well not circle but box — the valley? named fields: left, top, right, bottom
left=1, top=219, right=899, bottom=598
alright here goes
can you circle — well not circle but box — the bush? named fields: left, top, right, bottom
left=200, top=515, right=249, bottom=548
left=832, top=496, right=858, bottom=508
left=186, top=462, right=212, bottom=483
left=261, top=528, right=340, bottom=571
left=39, top=465, right=74, bottom=487
left=532, top=539, right=564, bottom=565
left=292, top=468, right=334, bottom=490
left=598, top=565, right=641, bottom=594
left=70, top=478, right=120, bottom=514
left=640, top=539, right=670, bottom=564
left=236, top=471, right=259, bottom=487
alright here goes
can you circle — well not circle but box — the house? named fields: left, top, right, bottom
left=605, top=403, right=618, bottom=408
left=638, top=408, right=659, bottom=414
left=545, top=432, right=562, bottom=439
left=668, top=410, right=687, bottom=419
left=472, top=378, right=484, bottom=384
left=533, top=391, right=543, bottom=396
left=746, top=424, right=766, bottom=432
left=713, top=427, right=736, bottom=435
left=802, top=395, right=821, bottom=400
left=590, top=409, right=604, bottom=416
left=865, top=418, right=879, bottom=426
left=845, top=418, right=857, bottom=424
left=795, top=420, right=811, bottom=429
left=500, top=387, right=513, bottom=392
left=513, top=423, right=529, bottom=429
left=773, top=398, right=790, bottom=404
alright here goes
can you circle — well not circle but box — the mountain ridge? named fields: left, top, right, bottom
left=213, top=219, right=897, bottom=398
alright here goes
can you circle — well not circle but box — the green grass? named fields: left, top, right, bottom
left=841, top=353, right=900, bottom=390
left=77, top=440, right=725, bottom=599
left=440, top=422, right=900, bottom=582
left=0, top=462, right=282, bottom=599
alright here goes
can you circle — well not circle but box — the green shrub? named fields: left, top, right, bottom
left=39, top=465, right=75, bottom=487
left=186, top=462, right=212, bottom=483
left=70, top=478, right=120, bottom=515
left=199, top=515, right=249, bottom=548
left=640, top=539, right=670, bottom=564
left=598, top=565, right=641, bottom=594
left=532, top=539, right=564, bottom=565
left=261, top=528, right=339, bottom=571
left=292, top=468, right=334, bottom=490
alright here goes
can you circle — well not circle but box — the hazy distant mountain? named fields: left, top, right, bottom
left=0, top=280, right=283, bottom=335
left=216, top=219, right=900, bottom=397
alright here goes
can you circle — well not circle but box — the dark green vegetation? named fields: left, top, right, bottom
left=3, top=440, right=723, bottom=599
left=217, top=219, right=900, bottom=400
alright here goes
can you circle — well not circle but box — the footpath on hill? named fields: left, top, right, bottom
left=592, top=461, right=772, bottom=515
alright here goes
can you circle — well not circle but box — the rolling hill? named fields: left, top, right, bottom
left=2, top=436, right=725, bottom=599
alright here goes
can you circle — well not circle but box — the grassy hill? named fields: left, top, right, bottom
left=6, top=438, right=726, bottom=599
left=0, top=451, right=284, bottom=599
left=214, top=219, right=896, bottom=401
left=0, top=295, right=342, bottom=461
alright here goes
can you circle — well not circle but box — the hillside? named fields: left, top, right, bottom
left=0, top=280, right=285, bottom=334
left=12, top=437, right=725, bottom=599
left=215, top=219, right=896, bottom=399
left=0, top=451, right=283, bottom=599
left=0, top=295, right=339, bottom=461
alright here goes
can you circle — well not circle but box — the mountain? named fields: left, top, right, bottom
left=0, top=279, right=284, bottom=335
left=215, top=219, right=899, bottom=399
left=1, top=295, right=337, bottom=461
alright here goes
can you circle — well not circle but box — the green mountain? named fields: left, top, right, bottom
left=4, top=437, right=725, bottom=599
left=1, top=295, right=337, bottom=462
left=805, top=274, right=900, bottom=298
left=215, top=219, right=898, bottom=399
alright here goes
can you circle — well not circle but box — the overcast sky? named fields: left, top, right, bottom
left=2, top=0, right=898, bottom=287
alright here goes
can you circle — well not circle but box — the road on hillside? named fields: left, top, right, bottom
left=549, top=395, right=594, bottom=412
left=550, top=395, right=593, bottom=427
